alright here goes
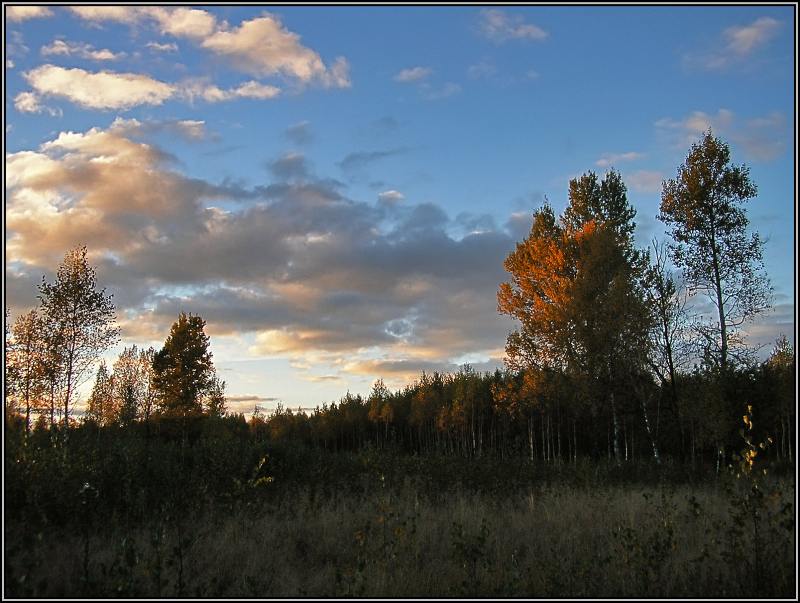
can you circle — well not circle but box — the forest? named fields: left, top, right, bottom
left=3, top=131, right=795, bottom=598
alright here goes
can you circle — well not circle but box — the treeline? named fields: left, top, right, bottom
left=252, top=349, right=794, bottom=466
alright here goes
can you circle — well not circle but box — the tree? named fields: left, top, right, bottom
left=112, top=345, right=145, bottom=426
left=152, top=312, right=217, bottom=418
left=86, top=361, right=115, bottom=426
left=37, top=246, right=120, bottom=425
left=659, top=131, right=772, bottom=371
left=7, top=310, right=48, bottom=431
left=498, top=170, right=652, bottom=464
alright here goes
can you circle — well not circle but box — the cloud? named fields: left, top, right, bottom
left=180, top=79, right=281, bottom=103
left=7, top=6, right=53, bottom=22
left=66, top=7, right=350, bottom=89
left=725, top=17, right=781, bottom=54
left=378, top=190, right=404, bottom=204
left=200, top=14, right=350, bottom=87
left=19, top=65, right=281, bottom=111
left=13, top=91, right=61, bottom=116
left=479, top=9, right=548, bottom=43
left=338, top=148, right=407, bottom=173
left=467, top=59, right=497, bottom=79
left=423, top=82, right=462, bottom=100
left=23, top=64, right=175, bottom=110
left=684, top=16, right=781, bottom=70
left=146, top=41, right=179, bottom=53
left=595, top=151, right=644, bottom=168
left=394, top=66, right=433, bottom=83
left=67, top=6, right=140, bottom=24
left=625, top=170, right=664, bottom=194
left=655, top=108, right=787, bottom=162
left=268, top=152, right=309, bottom=181
left=285, top=120, right=312, bottom=145
left=6, top=59, right=14, bottom=69
left=144, top=6, right=218, bottom=39
left=41, top=39, right=125, bottom=61
left=6, top=121, right=518, bottom=389
left=109, top=116, right=208, bottom=141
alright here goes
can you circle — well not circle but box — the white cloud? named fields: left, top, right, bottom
left=20, top=65, right=282, bottom=111
left=684, top=16, right=782, bottom=70
left=180, top=79, right=281, bottom=103
left=66, top=7, right=350, bottom=90
left=725, top=16, right=781, bottom=55
left=394, top=66, right=433, bottom=83
left=41, top=39, right=125, bottom=61
left=67, top=6, right=139, bottom=24
left=378, top=190, right=405, bottom=204
left=143, top=6, right=218, bottom=40
left=7, top=6, right=53, bottom=22
left=23, top=64, right=175, bottom=110
left=13, top=91, right=61, bottom=116
left=200, top=14, right=349, bottom=87
left=6, top=59, right=15, bottom=69
left=595, top=151, right=644, bottom=168
left=479, top=9, right=548, bottom=43
left=146, top=41, right=178, bottom=53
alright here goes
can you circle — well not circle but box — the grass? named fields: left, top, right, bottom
left=4, top=465, right=795, bottom=598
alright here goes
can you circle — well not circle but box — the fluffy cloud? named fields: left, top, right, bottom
left=66, top=7, right=351, bottom=89
left=656, top=108, right=787, bottom=162
left=67, top=6, right=139, bottom=24
left=200, top=15, right=350, bottom=87
left=6, top=121, right=518, bottom=387
left=13, top=91, right=60, bottom=116
left=41, top=39, right=125, bottom=61
left=479, top=9, right=548, bottom=43
left=18, top=65, right=281, bottom=112
left=394, top=66, right=432, bottom=83
left=23, top=65, right=175, bottom=110
left=684, top=16, right=782, bottom=70
left=7, top=6, right=53, bottom=22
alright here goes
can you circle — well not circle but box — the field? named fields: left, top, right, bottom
left=3, top=424, right=795, bottom=598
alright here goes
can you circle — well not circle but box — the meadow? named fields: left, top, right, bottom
left=3, top=419, right=795, bottom=598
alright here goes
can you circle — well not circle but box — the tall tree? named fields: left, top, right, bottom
left=498, top=170, right=652, bottom=464
left=37, top=246, right=120, bottom=425
left=152, top=312, right=216, bottom=418
left=659, top=131, right=772, bottom=370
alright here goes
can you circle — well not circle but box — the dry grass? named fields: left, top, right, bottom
left=5, top=475, right=794, bottom=598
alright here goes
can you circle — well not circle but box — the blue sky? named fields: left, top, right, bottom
left=4, top=5, right=795, bottom=414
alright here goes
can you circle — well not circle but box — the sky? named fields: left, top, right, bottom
left=4, top=5, right=796, bottom=416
